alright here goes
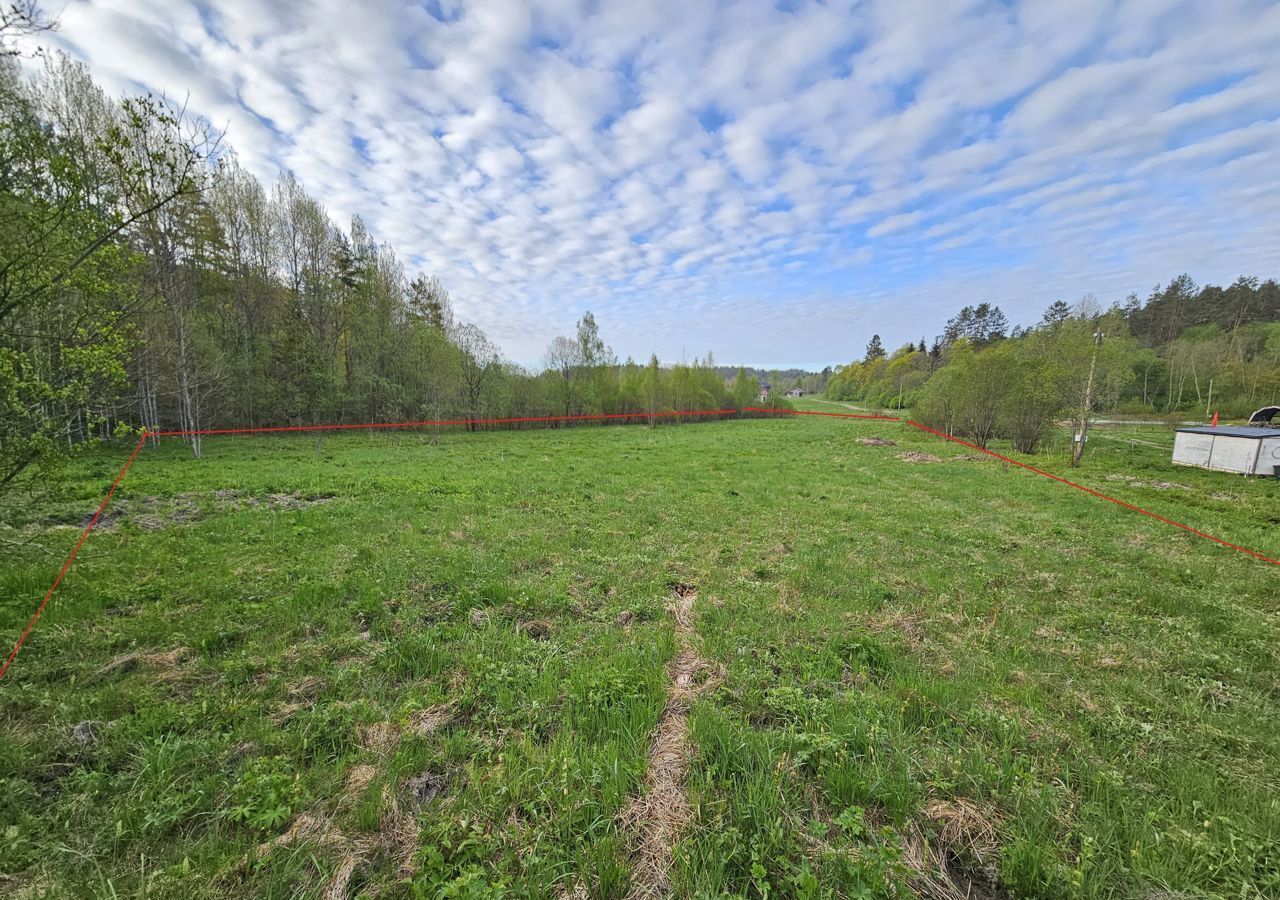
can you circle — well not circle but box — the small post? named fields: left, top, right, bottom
left=1071, top=327, right=1104, bottom=468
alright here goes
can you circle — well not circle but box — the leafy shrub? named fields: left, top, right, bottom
left=224, top=756, right=298, bottom=831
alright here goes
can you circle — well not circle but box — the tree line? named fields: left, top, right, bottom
left=827, top=279, right=1280, bottom=456
left=0, top=52, right=791, bottom=489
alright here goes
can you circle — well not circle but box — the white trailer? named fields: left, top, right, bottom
left=1172, top=426, right=1280, bottom=476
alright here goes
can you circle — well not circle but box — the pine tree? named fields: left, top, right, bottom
left=865, top=334, right=885, bottom=361
left=1040, top=300, right=1071, bottom=328
left=408, top=273, right=452, bottom=329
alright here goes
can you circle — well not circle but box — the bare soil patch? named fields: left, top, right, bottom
left=519, top=618, right=553, bottom=640
left=405, top=771, right=446, bottom=804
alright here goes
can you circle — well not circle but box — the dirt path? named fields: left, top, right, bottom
left=623, top=584, right=721, bottom=898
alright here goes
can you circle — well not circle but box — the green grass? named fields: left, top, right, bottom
left=1, top=416, right=1277, bottom=898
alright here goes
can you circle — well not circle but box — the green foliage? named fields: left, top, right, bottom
left=225, top=756, right=299, bottom=831
left=0, top=59, right=149, bottom=486
left=829, top=278, right=1279, bottom=430
left=731, top=366, right=760, bottom=410
left=915, top=341, right=1008, bottom=447
left=1130, top=274, right=1280, bottom=345
left=414, top=819, right=511, bottom=897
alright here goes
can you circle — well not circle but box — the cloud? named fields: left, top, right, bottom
left=40, top=0, right=1280, bottom=367
left=867, top=211, right=924, bottom=238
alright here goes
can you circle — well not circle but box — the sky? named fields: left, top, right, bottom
left=40, top=0, right=1280, bottom=370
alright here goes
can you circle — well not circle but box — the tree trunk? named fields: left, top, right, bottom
left=137, top=344, right=160, bottom=444
left=1071, top=329, right=1103, bottom=468
left=176, top=314, right=202, bottom=459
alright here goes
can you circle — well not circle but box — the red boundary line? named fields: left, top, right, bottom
left=6, top=406, right=1276, bottom=681
left=0, top=409, right=741, bottom=680
left=0, top=431, right=150, bottom=681
left=154, top=408, right=740, bottom=437
left=904, top=419, right=1280, bottom=567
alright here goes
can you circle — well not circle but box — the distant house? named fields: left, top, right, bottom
left=785, top=388, right=805, bottom=398
left=758, top=380, right=771, bottom=401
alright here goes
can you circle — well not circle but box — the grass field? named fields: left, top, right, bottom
left=2, top=414, right=1278, bottom=899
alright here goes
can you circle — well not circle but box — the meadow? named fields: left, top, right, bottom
left=1, top=412, right=1277, bottom=899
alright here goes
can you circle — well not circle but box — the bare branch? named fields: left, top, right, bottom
left=0, top=2, right=56, bottom=56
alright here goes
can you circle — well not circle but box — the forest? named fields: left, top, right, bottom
left=0, top=53, right=768, bottom=486
left=826, top=280, right=1280, bottom=452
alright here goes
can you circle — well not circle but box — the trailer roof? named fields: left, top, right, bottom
left=1175, top=425, right=1280, bottom=438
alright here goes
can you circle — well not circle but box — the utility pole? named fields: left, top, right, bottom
left=1205, top=378, right=1214, bottom=420
left=1072, top=327, right=1104, bottom=468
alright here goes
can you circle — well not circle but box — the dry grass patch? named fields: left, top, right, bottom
left=897, top=450, right=942, bottom=463
left=93, top=646, right=192, bottom=681
left=623, top=705, right=693, bottom=899
left=622, top=579, right=723, bottom=898
left=360, top=722, right=400, bottom=755
left=862, top=610, right=928, bottom=650
left=899, top=798, right=1007, bottom=900
left=407, top=704, right=453, bottom=736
